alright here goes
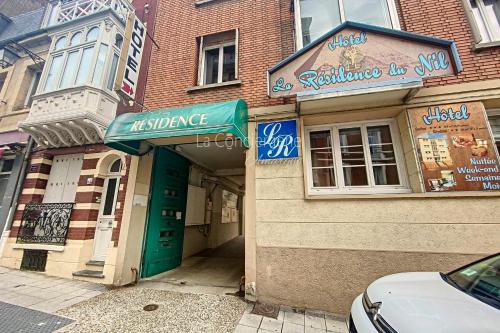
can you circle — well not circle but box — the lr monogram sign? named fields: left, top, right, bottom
left=257, top=120, right=299, bottom=160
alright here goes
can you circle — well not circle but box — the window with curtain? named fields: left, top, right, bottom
left=297, top=0, right=398, bottom=47
left=306, top=120, right=408, bottom=194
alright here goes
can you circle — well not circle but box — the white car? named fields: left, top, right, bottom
left=348, top=253, right=500, bottom=333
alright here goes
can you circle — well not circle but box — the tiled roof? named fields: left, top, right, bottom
left=0, top=7, right=46, bottom=43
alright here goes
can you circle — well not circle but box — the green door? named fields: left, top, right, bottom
left=142, top=147, right=190, bottom=278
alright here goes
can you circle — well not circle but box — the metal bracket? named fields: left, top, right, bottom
left=5, top=39, right=46, bottom=71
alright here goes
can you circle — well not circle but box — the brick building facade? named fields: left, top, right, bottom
left=1, top=0, right=500, bottom=316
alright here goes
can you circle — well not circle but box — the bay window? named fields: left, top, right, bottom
left=305, top=120, right=409, bottom=195
left=295, top=0, right=400, bottom=47
left=42, top=25, right=121, bottom=93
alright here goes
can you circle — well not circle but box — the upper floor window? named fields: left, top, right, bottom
left=87, top=27, right=100, bottom=42
left=470, top=0, right=500, bottom=43
left=54, top=36, right=67, bottom=50
left=198, top=30, right=238, bottom=86
left=42, top=25, right=122, bottom=94
left=295, top=0, right=400, bottom=48
left=70, top=32, right=83, bottom=46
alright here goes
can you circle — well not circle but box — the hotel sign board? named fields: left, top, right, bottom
left=268, top=22, right=461, bottom=98
left=408, top=102, right=500, bottom=192
left=115, top=12, right=147, bottom=100
left=257, top=119, right=299, bottom=160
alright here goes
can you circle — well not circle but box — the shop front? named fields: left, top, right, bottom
left=243, top=22, right=500, bottom=313
left=104, top=100, right=248, bottom=289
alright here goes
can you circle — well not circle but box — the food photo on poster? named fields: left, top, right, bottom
left=409, top=102, right=500, bottom=192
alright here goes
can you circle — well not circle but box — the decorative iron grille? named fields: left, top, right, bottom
left=17, top=203, right=74, bottom=245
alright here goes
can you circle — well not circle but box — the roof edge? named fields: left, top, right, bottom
left=269, top=21, right=461, bottom=74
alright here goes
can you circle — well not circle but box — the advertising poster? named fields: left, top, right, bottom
left=409, top=102, right=500, bottom=192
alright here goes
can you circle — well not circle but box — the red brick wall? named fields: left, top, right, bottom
left=144, top=0, right=295, bottom=110
left=11, top=144, right=130, bottom=247
left=398, top=0, right=500, bottom=87
left=145, top=0, right=499, bottom=110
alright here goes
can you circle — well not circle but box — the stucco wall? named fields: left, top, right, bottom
left=252, top=108, right=500, bottom=313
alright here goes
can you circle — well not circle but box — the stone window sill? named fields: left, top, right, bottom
left=305, top=191, right=500, bottom=200
left=194, top=0, right=220, bottom=6
left=13, top=243, right=65, bottom=252
left=186, top=80, right=241, bottom=93
left=474, top=40, right=500, bottom=50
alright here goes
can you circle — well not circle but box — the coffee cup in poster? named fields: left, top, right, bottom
left=408, top=101, right=500, bottom=192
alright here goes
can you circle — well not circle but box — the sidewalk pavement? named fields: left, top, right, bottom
left=235, top=304, right=348, bottom=333
left=0, top=266, right=106, bottom=313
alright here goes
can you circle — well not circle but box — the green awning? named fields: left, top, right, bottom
left=104, top=99, right=248, bottom=155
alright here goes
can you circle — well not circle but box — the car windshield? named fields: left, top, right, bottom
left=445, top=254, right=500, bottom=310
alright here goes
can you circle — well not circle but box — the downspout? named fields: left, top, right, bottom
left=4, top=137, right=33, bottom=230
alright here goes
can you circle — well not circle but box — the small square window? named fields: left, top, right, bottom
left=199, top=30, right=238, bottom=86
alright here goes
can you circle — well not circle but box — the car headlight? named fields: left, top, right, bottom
left=362, top=290, right=397, bottom=333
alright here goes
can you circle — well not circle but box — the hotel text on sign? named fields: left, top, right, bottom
left=408, top=102, right=500, bottom=192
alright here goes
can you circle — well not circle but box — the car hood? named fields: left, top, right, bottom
left=367, top=272, right=500, bottom=333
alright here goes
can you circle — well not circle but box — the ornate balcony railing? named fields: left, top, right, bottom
left=56, top=0, right=132, bottom=23
left=17, top=203, right=74, bottom=245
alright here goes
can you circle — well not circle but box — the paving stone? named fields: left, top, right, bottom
left=305, top=327, right=327, bottom=333
left=305, top=309, right=325, bottom=317
left=260, top=317, right=283, bottom=332
left=258, top=329, right=275, bottom=333
left=284, top=311, right=305, bottom=326
left=239, top=313, right=263, bottom=328
left=325, top=317, right=347, bottom=333
left=305, top=314, right=326, bottom=329
left=235, top=325, right=259, bottom=333
left=282, top=321, right=305, bottom=333
left=0, top=301, right=73, bottom=332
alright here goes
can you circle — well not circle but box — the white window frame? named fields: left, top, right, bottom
left=0, top=155, right=16, bottom=176
left=100, top=159, right=122, bottom=217
left=41, top=24, right=111, bottom=93
left=467, top=0, right=500, bottom=43
left=24, top=69, right=42, bottom=107
left=305, top=119, right=410, bottom=195
left=199, top=40, right=237, bottom=86
left=294, top=0, right=401, bottom=49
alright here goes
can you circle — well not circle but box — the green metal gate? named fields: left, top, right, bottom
left=141, top=147, right=190, bottom=278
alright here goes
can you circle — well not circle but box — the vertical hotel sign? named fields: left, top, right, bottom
left=114, top=12, right=146, bottom=100
left=409, top=102, right=500, bottom=192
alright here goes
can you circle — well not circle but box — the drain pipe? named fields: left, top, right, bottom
left=0, top=138, right=33, bottom=253
left=131, top=267, right=139, bottom=285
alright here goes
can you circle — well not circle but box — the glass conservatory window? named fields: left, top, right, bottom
left=70, top=32, right=82, bottom=46
left=59, top=50, right=79, bottom=88
left=54, top=36, right=67, bottom=50
left=75, top=47, right=94, bottom=85
left=44, top=55, right=63, bottom=92
left=86, top=27, right=99, bottom=42
left=107, top=53, right=119, bottom=90
left=92, top=44, right=108, bottom=85
left=115, top=34, right=124, bottom=48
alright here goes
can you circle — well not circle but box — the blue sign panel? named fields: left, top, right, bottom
left=257, top=119, right=299, bottom=160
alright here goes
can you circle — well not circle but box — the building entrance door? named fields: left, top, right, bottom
left=91, top=159, right=122, bottom=262
left=141, top=147, right=190, bottom=278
